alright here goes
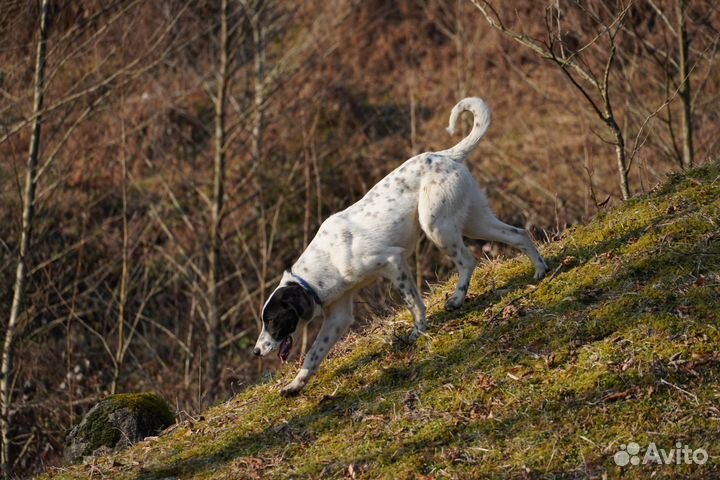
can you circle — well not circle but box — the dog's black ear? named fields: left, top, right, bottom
left=275, top=283, right=314, bottom=321
left=263, top=283, right=314, bottom=341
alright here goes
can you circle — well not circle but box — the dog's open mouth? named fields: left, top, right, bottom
left=278, top=336, right=292, bottom=363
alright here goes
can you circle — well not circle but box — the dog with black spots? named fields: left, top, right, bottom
left=253, top=98, right=548, bottom=397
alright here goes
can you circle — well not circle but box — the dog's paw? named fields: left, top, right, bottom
left=280, top=380, right=305, bottom=398
left=533, top=260, right=549, bottom=281
left=408, top=325, right=428, bottom=342
left=444, top=296, right=464, bottom=311
left=408, top=330, right=420, bottom=342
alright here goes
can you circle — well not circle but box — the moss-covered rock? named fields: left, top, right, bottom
left=64, top=392, right=175, bottom=463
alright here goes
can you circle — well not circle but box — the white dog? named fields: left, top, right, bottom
left=253, top=97, right=548, bottom=396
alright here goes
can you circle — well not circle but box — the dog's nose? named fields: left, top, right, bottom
left=252, top=347, right=261, bottom=357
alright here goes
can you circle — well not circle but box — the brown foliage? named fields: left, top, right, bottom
left=0, top=0, right=718, bottom=476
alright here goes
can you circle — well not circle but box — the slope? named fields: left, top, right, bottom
left=44, top=163, right=720, bottom=479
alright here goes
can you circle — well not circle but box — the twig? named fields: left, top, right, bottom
left=660, top=378, right=699, bottom=405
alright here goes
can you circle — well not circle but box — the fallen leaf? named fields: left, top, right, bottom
left=545, top=352, right=557, bottom=368
left=476, top=373, right=496, bottom=390
left=562, top=256, right=577, bottom=267
left=602, top=391, right=630, bottom=402
left=502, top=304, right=522, bottom=319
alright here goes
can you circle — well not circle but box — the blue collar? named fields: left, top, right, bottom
left=288, top=271, right=322, bottom=306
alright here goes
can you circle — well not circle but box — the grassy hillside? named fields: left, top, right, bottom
left=44, top=164, right=720, bottom=479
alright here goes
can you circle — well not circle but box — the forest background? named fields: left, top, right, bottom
left=0, top=0, right=718, bottom=476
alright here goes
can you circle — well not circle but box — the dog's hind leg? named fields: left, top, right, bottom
left=382, top=256, right=427, bottom=341
left=464, top=188, right=548, bottom=280
left=281, top=294, right=354, bottom=397
left=418, top=169, right=476, bottom=311
left=422, top=218, right=476, bottom=311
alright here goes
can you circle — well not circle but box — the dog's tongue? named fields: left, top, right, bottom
left=278, top=337, right=292, bottom=363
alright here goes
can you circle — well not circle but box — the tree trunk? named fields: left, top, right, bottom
left=249, top=0, right=268, bottom=363
left=677, top=0, right=694, bottom=170
left=1, top=0, right=49, bottom=476
left=112, top=110, right=130, bottom=395
left=301, top=115, right=311, bottom=357
left=206, top=0, right=229, bottom=401
left=251, top=6, right=265, bottom=172
left=609, top=120, right=631, bottom=201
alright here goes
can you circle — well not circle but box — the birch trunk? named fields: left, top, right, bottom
left=1, top=0, right=49, bottom=476
left=206, top=0, right=229, bottom=400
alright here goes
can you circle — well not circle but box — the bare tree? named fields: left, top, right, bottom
left=240, top=0, right=272, bottom=338
left=676, top=0, right=694, bottom=170
left=247, top=0, right=267, bottom=172
left=112, top=103, right=130, bottom=395
left=206, top=0, right=231, bottom=400
left=469, top=0, right=634, bottom=199
left=636, top=0, right=699, bottom=170
left=1, top=1, right=49, bottom=476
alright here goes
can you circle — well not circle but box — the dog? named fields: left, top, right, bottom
left=253, top=97, right=548, bottom=397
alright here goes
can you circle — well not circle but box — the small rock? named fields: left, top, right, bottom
left=64, top=392, right=175, bottom=463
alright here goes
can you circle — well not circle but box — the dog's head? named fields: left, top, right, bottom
left=253, top=282, right=316, bottom=362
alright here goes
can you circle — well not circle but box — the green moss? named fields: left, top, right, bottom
left=114, top=392, right=175, bottom=426
left=74, top=393, right=175, bottom=459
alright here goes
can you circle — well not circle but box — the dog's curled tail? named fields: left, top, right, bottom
left=445, top=97, right=491, bottom=161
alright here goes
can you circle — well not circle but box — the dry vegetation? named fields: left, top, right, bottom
left=0, top=0, right=718, bottom=477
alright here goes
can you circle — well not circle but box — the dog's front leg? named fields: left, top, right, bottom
left=383, top=256, right=427, bottom=341
left=281, top=294, right=354, bottom=397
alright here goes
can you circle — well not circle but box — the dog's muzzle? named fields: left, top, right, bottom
left=252, top=329, right=293, bottom=363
